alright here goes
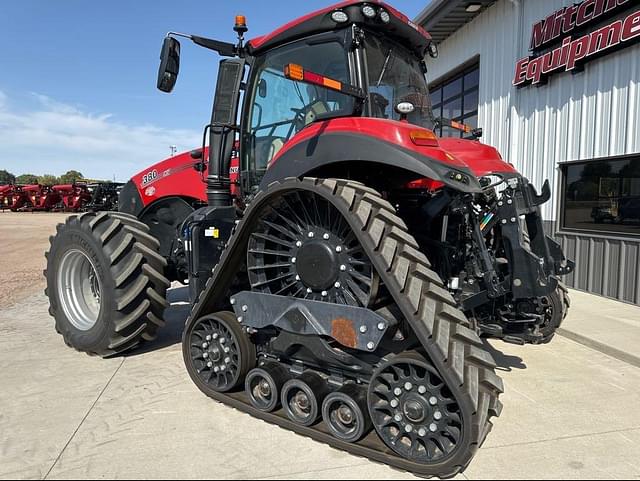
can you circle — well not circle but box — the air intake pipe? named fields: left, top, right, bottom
left=206, top=126, right=234, bottom=207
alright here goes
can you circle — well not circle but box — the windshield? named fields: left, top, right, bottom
left=364, top=34, right=436, bottom=130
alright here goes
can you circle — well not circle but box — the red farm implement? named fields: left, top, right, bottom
left=51, top=183, right=92, bottom=212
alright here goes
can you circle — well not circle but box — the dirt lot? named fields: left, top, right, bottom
left=0, top=212, right=70, bottom=309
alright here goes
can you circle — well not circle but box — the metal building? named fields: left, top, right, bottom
left=417, top=0, right=640, bottom=305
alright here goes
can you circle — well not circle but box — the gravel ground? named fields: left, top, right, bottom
left=0, top=212, right=70, bottom=309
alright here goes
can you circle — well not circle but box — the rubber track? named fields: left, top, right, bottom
left=45, top=211, right=170, bottom=356
left=186, top=178, right=503, bottom=478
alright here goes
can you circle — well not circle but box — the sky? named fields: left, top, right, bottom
left=0, top=0, right=427, bottom=181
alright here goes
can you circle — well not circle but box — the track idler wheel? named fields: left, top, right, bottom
left=322, top=384, right=371, bottom=443
left=368, top=353, right=463, bottom=464
left=184, top=311, right=256, bottom=394
left=245, top=362, right=290, bottom=412
left=281, top=372, right=329, bottom=427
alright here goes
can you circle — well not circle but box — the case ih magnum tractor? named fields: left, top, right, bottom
left=45, top=1, right=574, bottom=477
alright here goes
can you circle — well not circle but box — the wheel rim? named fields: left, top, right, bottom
left=246, top=368, right=279, bottom=412
left=323, top=392, right=366, bottom=443
left=368, top=356, right=463, bottom=463
left=247, top=190, right=378, bottom=307
left=57, top=249, right=102, bottom=331
left=282, top=379, right=319, bottom=426
left=188, top=316, right=243, bottom=393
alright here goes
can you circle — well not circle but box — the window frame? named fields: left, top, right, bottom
left=429, top=61, right=480, bottom=138
left=558, top=154, right=640, bottom=239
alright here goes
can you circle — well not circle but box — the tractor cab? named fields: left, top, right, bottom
left=156, top=0, right=447, bottom=201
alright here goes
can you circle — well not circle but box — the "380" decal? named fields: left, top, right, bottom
left=141, top=169, right=158, bottom=187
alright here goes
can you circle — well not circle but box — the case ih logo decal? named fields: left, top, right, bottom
left=514, top=0, right=640, bottom=87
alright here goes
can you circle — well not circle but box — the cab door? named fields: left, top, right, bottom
left=240, top=33, right=357, bottom=196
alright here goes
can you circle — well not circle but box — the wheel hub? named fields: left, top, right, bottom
left=296, top=240, right=339, bottom=290
left=403, top=397, right=428, bottom=424
left=258, top=380, right=272, bottom=397
left=208, top=344, right=222, bottom=362
left=293, top=391, right=311, bottom=412
left=336, top=404, right=355, bottom=426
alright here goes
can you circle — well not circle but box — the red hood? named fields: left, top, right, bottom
left=0, top=185, right=12, bottom=193
left=271, top=117, right=516, bottom=179
left=437, top=138, right=517, bottom=177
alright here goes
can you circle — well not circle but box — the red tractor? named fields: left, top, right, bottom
left=45, top=2, right=574, bottom=476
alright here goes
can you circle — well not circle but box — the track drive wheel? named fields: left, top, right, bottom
left=368, top=352, right=464, bottom=465
left=45, top=212, right=169, bottom=356
left=184, top=311, right=256, bottom=394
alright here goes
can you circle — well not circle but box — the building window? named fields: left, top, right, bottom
left=561, top=156, right=640, bottom=236
left=430, top=63, right=479, bottom=138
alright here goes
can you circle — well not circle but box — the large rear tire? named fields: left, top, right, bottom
left=45, top=211, right=170, bottom=357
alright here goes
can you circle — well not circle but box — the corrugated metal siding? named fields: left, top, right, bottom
left=425, top=0, right=640, bottom=305
left=558, top=233, right=640, bottom=305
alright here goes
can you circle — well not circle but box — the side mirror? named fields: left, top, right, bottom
left=157, top=37, right=181, bottom=93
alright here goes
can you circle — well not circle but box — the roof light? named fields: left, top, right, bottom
left=379, top=9, right=391, bottom=23
left=362, top=5, right=377, bottom=18
left=234, top=14, right=248, bottom=35
left=331, top=10, right=349, bottom=23
left=466, top=3, right=482, bottom=13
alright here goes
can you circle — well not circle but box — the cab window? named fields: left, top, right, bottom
left=364, top=34, right=435, bottom=130
left=244, top=38, right=353, bottom=185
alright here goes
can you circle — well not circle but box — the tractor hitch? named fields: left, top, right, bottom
left=497, top=177, right=574, bottom=300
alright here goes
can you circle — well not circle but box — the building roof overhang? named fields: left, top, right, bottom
left=414, top=0, right=497, bottom=44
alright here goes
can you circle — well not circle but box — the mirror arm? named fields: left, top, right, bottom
left=167, top=32, right=238, bottom=57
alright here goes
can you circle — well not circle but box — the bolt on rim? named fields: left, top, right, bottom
left=57, top=249, right=102, bottom=331
left=189, top=316, right=242, bottom=392
left=368, top=355, right=463, bottom=463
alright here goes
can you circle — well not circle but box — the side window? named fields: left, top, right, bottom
left=244, top=39, right=352, bottom=180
